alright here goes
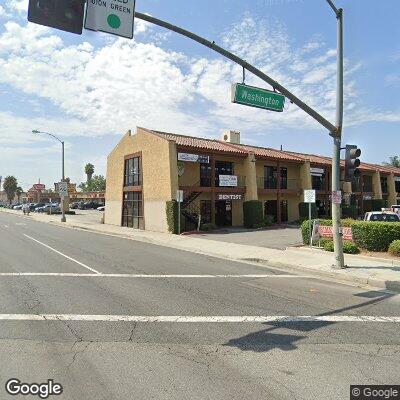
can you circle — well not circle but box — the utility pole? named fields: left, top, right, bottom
left=327, top=0, right=345, bottom=269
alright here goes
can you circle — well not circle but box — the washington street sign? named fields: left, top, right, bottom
left=231, top=83, right=285, bottom=112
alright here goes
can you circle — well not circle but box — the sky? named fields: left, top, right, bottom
left=0, top=0, right=399, bottom=191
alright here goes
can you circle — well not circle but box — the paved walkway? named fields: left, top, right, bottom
left=2, top=208, right=400, bottom=292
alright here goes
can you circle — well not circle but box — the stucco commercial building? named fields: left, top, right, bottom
left=105, top=127, right=400, bottom=232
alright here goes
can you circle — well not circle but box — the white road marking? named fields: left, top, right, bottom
left=0, top=314, right=398, bottom=323
left=16, top=223, right=26, bottom=226
left=0, top=272, right=307, bottom=278
left=2, top=225, right=8, bottom=228
left=23, top=234, right=101, bottom=275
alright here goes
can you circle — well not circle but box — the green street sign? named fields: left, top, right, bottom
left=231, top=83, right=285, bottom=112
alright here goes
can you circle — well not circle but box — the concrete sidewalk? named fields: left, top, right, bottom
left=2, top=208, right=400, bottom=292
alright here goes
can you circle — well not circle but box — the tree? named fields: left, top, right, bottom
left=78, top=175, right=106, bottom=192
left=84, top=163, right=95, bottom=183
left=15, top=186, right=23, bottom=203
left=3, top=176, right=18, bottom=205
left=383, top=156, right=400, bottom=168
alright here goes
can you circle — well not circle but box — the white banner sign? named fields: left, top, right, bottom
left=395, top=177, right=400, bottom=182
left=219, top=175, right=238, bottom=187
left=176, top=190, right=184, bottom=203
left=85, top=0, right=136, bottom=39
left=310, top=168, right=324, bottom=176
left=304, top=189, right=316, bottom=203
left=178, top=153, right=210, bottom=163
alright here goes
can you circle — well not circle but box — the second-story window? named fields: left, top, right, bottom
left=280, top=168, right=288, bottom=189
left=396, top=179, right=400, bottom=193
left=215, top=161, right=234, bottom=187
left=363, top=175, right=373, bottom=192
left=200, top=163, right=212, bottom=187
left=264, top=166, right=277, bottom=189
left=124, top=156, right=141, bottom=187
left=381, top=176, right=388, bottom=194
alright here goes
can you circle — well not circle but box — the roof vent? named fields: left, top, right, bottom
left=222, top=130, right=240, bottom=144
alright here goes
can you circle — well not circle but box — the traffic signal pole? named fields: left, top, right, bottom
left=328, top=1, right=345, bottom=269
left=135, top=2, right=346, bottom=268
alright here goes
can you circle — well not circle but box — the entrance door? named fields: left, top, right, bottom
left=215, top=200, right=232, bottom=226
left=265, top=200, right=277, bottom=223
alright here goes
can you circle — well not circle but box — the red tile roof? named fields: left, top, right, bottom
left=147, top=129, right=400, bottom=175
left=151, top=130, right=248, bottom=155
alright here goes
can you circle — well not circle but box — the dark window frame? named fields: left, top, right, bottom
left=124, top=156, right=142, bottom=187
left=122, top=191, right=144, bottom=229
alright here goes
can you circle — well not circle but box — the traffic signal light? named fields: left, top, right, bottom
left=345, top=144, right=361, bottom=183
left=28, top=0, right=85, bottom=35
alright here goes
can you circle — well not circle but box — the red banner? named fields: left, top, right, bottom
left=318, top=226, right=353, bottom=241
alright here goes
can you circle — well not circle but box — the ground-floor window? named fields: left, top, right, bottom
left=264, top=200, right=288, bottom=223
left=200, top=200, right=212, bottom=223
left=122, top=191, right=144, bottom=229
left=215, top=200, right=232, bottom=226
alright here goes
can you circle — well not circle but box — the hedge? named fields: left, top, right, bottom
left=372, top=199, right=386, bottom=211
left=352, top=221, right=400, bottom=252
left=388, top=240, right=400, bottom=257
left=243, top=201, right=263, bottom=228
left=323, top=240, right=359, bottom=254
left=166, top=200, right=179, bottom=234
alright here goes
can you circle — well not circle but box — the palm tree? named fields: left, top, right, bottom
left=15, top=186, right=23, bottom=203
left=3, top=176, right=18, bottom=205
left=383, top=156, right=400, bottom=168
left=84, top=163, right=95, bottom=183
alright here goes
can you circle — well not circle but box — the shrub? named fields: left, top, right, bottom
left=388, top=240, right=400, bottom=256
left=323, top=240, right=334, bottom=252
left=298, top=202, right=317, bottom=222
left=343, top=241, right=360, bottom=254
left=263, top=215, right=274, bottom=227
left=243, top=201, right=263, bottom=229
left=372, top=199, right=386, bottom=211
left=166, top=200, right=179, bottom=234
left=323, top=240, right=359, bottom=254
left=352, top=221, right=400, bottom=252
left=342, top=206, right=358, bottom=220
left=201, top=223, right=217, bottom=231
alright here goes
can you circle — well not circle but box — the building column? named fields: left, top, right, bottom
left=211, top=154, right=216, bottom=224
left=244, top=153, right=258, bottom=201
left=299, top=161, right=312, bottom=201
left=372, top=170, right=382, bottom=200
left=277, top=160, right=282, bottom=224
left=388, top=173, right=397, bottom=206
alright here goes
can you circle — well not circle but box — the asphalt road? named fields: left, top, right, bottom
left=0, top=212, right=399, bottom=400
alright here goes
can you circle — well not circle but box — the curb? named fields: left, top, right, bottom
left=2, top=209, right=399, bottom=293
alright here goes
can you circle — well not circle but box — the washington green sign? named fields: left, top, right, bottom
left=231, top=83, right=285, bottom=112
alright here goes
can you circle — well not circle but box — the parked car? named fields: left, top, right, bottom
left=79, top=201, right=103, bottom=210
left=364, top=211, right=400, bottom=222
left=70, top=202, right=80, bottom=209
left=13, top=204, right=23, bottom=210
left=97, top=205, right=105, bottom=211
left=31, top=202, right=45, bottom=211
left=36, top=203, right=61, bottom=214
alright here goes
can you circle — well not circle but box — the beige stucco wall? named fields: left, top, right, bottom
left=244, top=153, right=257, bottom=201
left=178, top=160, right=200, bottom=187
left=232, top=200, right=243, bottom=226
left=105, top=128, right=178, bottom=233
left=105, top=131, right=138, bottom=226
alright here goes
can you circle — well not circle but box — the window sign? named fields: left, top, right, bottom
left=311, top=168, right=324, bottom=176
left=219, top=175, right=238, bottom=187
left=178, top=153, right=210, bottom=163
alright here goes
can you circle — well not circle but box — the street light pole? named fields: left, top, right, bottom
left=327, top=0, right=345, bottom=269
left=32, top=130, right=67, bottom=223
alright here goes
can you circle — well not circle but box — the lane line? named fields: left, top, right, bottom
left=0, top=314, right=398, bottom=323
left=23, top=234, right=101, bottom=275
left=0, top=273, right=307, bottom=278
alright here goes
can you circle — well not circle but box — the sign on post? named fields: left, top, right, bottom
left=332, top=190, right=342, bottom=205
left=304, top=190, right=316, bottom=203
left=85, top=0, right=136, bottom=39
left=231, top=83, right=285, bottom=112
left=58, top=182, right=68, bottom=198
left=304, top=190, right=316, bottom=246
left=176, top=190, right=184, bottom=203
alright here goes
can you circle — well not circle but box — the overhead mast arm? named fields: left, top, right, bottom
left=134, top=12, right=337, bottom=134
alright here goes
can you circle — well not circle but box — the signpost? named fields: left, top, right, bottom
left=58, top=182, right=69, bottom=198
left=176, top=190, right=183, bottom=235
left=231, top=83, right=285, bottom=112
left=85, top=0, right=136, bottom=39
left=304, top=190, right=316, bottom=246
